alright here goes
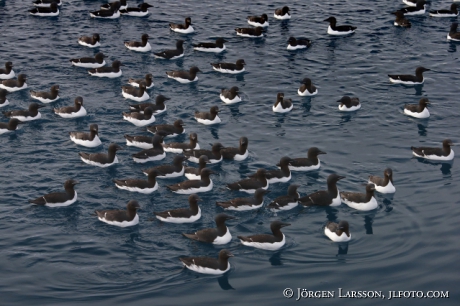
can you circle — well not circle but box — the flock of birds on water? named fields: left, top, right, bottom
left=0, top=0, right=457, bottom=275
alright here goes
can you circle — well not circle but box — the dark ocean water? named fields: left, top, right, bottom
left=0, top=0, right=459, bottom=305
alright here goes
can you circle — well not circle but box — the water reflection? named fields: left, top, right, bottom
left=217, top=274, right=235, bottom=290
left=364, top=215, right=374, bottom=234
left=417, top=123, right=427, bottom=137
left=414, top=157, right=454, bottom=175
left=337, top=243, right=349, bottom=256
left=269, top=251, right=283, bottom=266
left=448, top=42, right=457, bottom=53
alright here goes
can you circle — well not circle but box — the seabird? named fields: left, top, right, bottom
left=184, top=155, right=209, bottom=180
left=299, top=174, right=345, bottom=206
left=3, top=102, right=44, bottom=121
left=169, top=17, right=194, bottom=34
left=147, top=119, right=185, bottom=137
left=324, top=16, right=357, bottom=35
left=247, top=13, right=269, bottom=27
left=341, top=184, right=378, bottom=211
left=33, top=0, right=62, bottom=7
left=30, top=85, right=60, bottom=103
left=167, top=168, right=215, bottom=194
left=154, top=194, right=202, bottom=223
left=0, top=74, right=27, bottom=92
left=0, top=62, right=15, bottom=79
left=166, top=66, right=200, bottom=83
left=29, top=179, right=78, bottom=207
left=143, top=155, right=187, bottom=179
left=96, top=200, right=140, bottom=227
left=227, top=168, right=269, bottom=194
left=252, top=156, right=293, bottom=183
left=122, top=83, right=149, bottom=102
left=195, top=106, right=221, bottom=125
left=337, top=96, right=361, bottom=111
left=101, top=0, right=127, bottom=11
left=235, top=27, right=264, bottom=37
left=30, top=2, right=59, bottom=16
left=193, top=38, right=227, bottom=53
left=180, top=249, right=234, bottom=275
left=0, top=118, right=23, bottom=135
left=78, top=33, right=101, bottom=48
left=274, top=6, right=291, bottom=20
left=324, top=220, right=351, bottom=242
left=129, top=94, right=169, bottom=115
left=404, top=97, right=430, bottom=118
left=411, top=139, right=455, bottom=161
left=267, top=184, right=300, bottom=211
left=217, top=188, right=269, bottom=211
left=79, top=143, right=122, bottom=167
left=398, top=0, right=426, bottom=16
left=69, top=124, right=101, bottom=147
left=220, top=86, right=241, bottom=104
left=131, top=135, right=165, bottom=163
left=120, top=3, right=153, bottom=17
left=211, top=59, right=245, bottom=74
left=369, top=168, right=395, bottom=194
left=154, top=40, right=184, bottom=59
left=183, top=142, right=225, bottom=164
left=90, top=1, right=120, bottom=19
left=287, top=37, right=311, bottom=50
left=54, top=96, right=87, bottom=118
left=238, top=221, right=291, bottom=250
left=273, top=92, right=293, bottom=113
left=392, top=11, right=411, bottom=28
left=70, top=52, right=106, bottom=68
left=388, top=66, right=430, bottom=85
left=182, top=213, right=235, bottom=244
left=123, top=107, right=155, bottom=126
left=0, top=89, right=9, bottom=107
left=128, top=73, right=154, bottom=89
left=447, top=23, right=460, bottom=41
left=124, top=34, right=151, bottom=52
left=298, top=78, right=318, bottom=96
left=221, top=136, right=249, bottom=161
left=88, top=60, right=123, bottom=78
left=289, top=147, right=326, bottom=171
left=163, top=132, right=200, bottom=153
left=113, top=170, right=162, bottom=194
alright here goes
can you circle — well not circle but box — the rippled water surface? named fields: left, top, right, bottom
left=0, top=0, right=459, bottom=305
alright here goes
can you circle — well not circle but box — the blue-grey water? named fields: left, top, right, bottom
left=0, top=0, right=459, bottom=305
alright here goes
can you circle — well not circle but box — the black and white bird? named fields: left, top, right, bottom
left=411, top=139, right=455, bottom=161
left=128, top=73, right=154, bottom=89
left=147, top=119, right=185, bottom=137
left=29, top=179, right=78, bottom=207
left=247, top=13, right=269, bottom=27
left=131, top=135, right=165, bottom=163
left=388, top=67, right=430, bottom=85
left=216, top=188, right=270, bottom=211
left=88, top=60, right=123, bottom=78
left=30, top=2, right=59, bottom=16
left=3, top=102, right=45, bottom=121
left=324, top=16, right=356, bottom=35
left=267, top=184, right=300, bottom=211
left=299, top=174, right=345, bottom=207
left=163, top=133, right=200, bottom=154
left=54, top=96, right=87, bottom=118
left=0, top=89, right=8, bottom=107
left=30, top=85, right=60, bottom=103
left=211, top=59, right=245, bottom=74
left=113, top=170, right=162, bottom=194
left=289, top=147, right=326, bottom=172
left=123, top=107, right=155, bottom=126
left=221, top=137, right=249, bottom=161
left=184, top=155, right=208, bottom=180
left=120, top=3, right=153, bottom=17
left=227, top=168, right=269, bottom=194
left=180, top=249, right=234, bottom=275
left=193, top=38, right=227, bottom=53
left=220, top=86, right=241, bottom=104
left=166, top=66, right=201, bottom=83
left=195, top=106, right=221, bottom=125
left=143, top=155, right=187, bottom=179
left=448, top=23, right=460, bottom=41
left=33, top=0, right=62, bottom=7
left=122, top=83, right=149, bottom=102
left=0, top=62, right=15, bottom=79
left=341, top=184, right=378, bottom=211
left=155, top=194, right=202, bottom=223
left=183, top=142, right=225, bottom=164
left=154, top=40, right=184, bottom=59
left=79, top=143, right=122, bottom=167
left=392, top=11, right=411, bottom=28
left=287, top=37, right=311, bottom=50
left=398, top=0, right=426, bottom=16
left=169, top=17, right=194, bottom=33
left=124, top=34, right=151, bottom=52
left=90, top=1, right=120, bottom=19
left=235, top=27, right=264, bottom=38
left=238, top=221, right=291, bottom=251
left=0, top=74, right=27, bottom=92
left=298, top=78, right=318, bottom=96
left=96, top=200, right=140, bottom=227
left=404, top=97, right=430, bottom=118
left=252, top=156, right=293, bottom=183
left=78, top=33, right=101, bottom=48
left=167, top=168, right=215, bottom=194
left=324, top=220, right=351, bottom=242
left=124, top=134, right=158, bottom=149
left=182, top=213, right=235, bottom=244
left=369, top=168, right=395, bottom=194
left=0, top=118, right=23, bottom=135
left=129, top=95, right=169, bottom=115
left=337, top=96, right=361, bottom=111
left=69, top=124, right=101, bottom=148
left=274, top=6, right=291, bottom=20
left=273, top=92, right=293, bottom=113
left=70, top=52, right=106, bottom=68
left=101, top=0, right=127, bottom=10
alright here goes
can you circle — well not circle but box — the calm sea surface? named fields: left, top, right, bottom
left=0, top=0, right=459, bottom=305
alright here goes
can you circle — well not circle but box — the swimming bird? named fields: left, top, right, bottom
left=252, top=156, right=293, bottom=183
left=430, top=4, right=458, bottom=17
left=193, top=38, right=227, bottom=53
left=248, top=13, right=269, bottom=27
left=124, top=34, right=151, bottom=52
left=167, top=168, right=215, bottom=194
left=183, top=143, right=225, bottom=164
left=3, top=102, right=44, bottom=121
left=88, top=60, right=123, bottom=78
left=124, top=134, right=157, bottom=149
left=170, top=17, right=194, bottom=33
left=101, top=0, right=127, bottom=10
left=113, top=169, right=161, bottom=194
left=128, top=73, right=154, bottom=89
left=184, top=155, right=208, bottom=180
left=78, top=33, right=101, bottom=48
left=147, top=119, right=185, bottom=137
left=0, top=74, right=27, bottom=92
left=70, top=52, right=106, bottom=68
left=227, top=168, right=269, bottom=194
left=289, top=147, right=326, bottom=171
left=273, top=92, right=293, bottom=113
left=120, top=3, right=153, bottom=17
left=0, top=118, right=23, bottom=135
left=392, top=11, right=412, bottom=28
left=211, top=59, right=245, bottom=74
left=30, top=2, right=59, bottom=16
left=267, top=184, right=300, bottom=211
left=324, top=220, right=351, bottom=242
left=123, top=107, right=155, bottom=126
left=166, top=66, right=200, bottom=83
left=220, top=86, right=241, bottom=104
left=122, top=83, right=149, bottom=102
left=298, top=78, right=318, bottom=96
left=33, top=0, right=62, bottom=7
left=29, top=179, right=78, bottom=207
left=0, top=89, right=7, bottom=107
left=90, top=1, right=120, bottom=19
left=69, top=124, right=101, bottom=147
left=235, top=27, right=264, bottom=37
left=154, top=40, right=184, bottom=59
left=79, top=143, right=122, bottom=167
left=183, top=213, right=235, bottom=244
left=369, top=168, right=395, bottom=194
left=398, top=0, right=426, bottom=16
left=404, top=97, right=430, bottom=118
left=131, top=135, right=165, bottom=163
left=129, top=95, right=168, bottom=115
left=163, top=133, right=200, bottom=154
left=217, top=188, right=269, bottom=211
left=180, top=249, right=234, bottom=275
left=195, top=106, right=221, bottom=125
left=287, top=37, right=311, bottom=50
left=324, top=17, right=356, bottom=35
left=447, top=23, right=460, bottom=41
left=238, top=221, right=291, bottom=250
left=0, top=62, right=14, bottom=79
left=30, top=85, right=60, bottom=103
left=96, top=200, right=140, bottom=227
left=54, top=96, right=87, bottom=118
left=274, top=6, right=291, bottom=20
left=221, top=137, right=249, bottom=161
left=388, top=67, right=430, bottom=84
left=402, top=0, right=417, bottom=6
left=337, top=96, right=361, bottom=111
left=155, top=194, right=202, bottom=223
left=143, top=155, right=186, bottom=178
left=299, top=174, right=345, bottom=207
left=411, top=139, right=455, bottom=161
left=341, top=184, right=378, bottom=211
